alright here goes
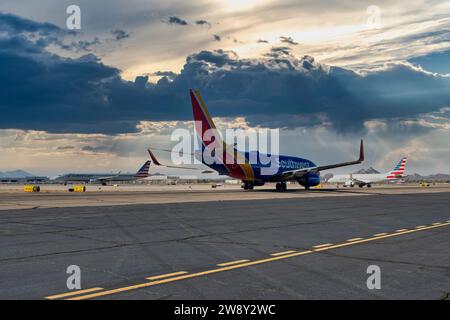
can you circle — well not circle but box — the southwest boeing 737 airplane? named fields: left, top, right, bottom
left=186, top=90, right=364, bottom=191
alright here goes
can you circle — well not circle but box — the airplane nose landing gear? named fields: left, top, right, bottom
left=276, top=182, right=287, bottom=192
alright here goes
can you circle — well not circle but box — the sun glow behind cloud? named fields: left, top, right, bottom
left=221, top=0, right=268, bottom=12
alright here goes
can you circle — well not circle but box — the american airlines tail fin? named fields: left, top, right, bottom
left=134, top=160, right=151, bottom=179
left=387, top=157, right=407, bottom=179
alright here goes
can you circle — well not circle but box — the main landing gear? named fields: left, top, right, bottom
left=242, top=181, right=254, bottom=190
left=275, top=182, right=287, bottom=192
left=359, top=183, right=372, bottom=188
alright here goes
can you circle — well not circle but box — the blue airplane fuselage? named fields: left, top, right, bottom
left=203, top=151, right=321, bottom=187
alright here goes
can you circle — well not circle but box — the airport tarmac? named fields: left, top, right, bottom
left=0, top=183, right=449, bottom=210
left=0, top=185, right=449, bottom=299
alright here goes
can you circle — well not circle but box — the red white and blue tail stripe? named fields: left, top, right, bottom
left=387, top=157, right=407, bottom=179
left=134, top=160, right=151, bottom=179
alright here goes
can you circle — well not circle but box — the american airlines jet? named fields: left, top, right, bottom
left=328, top=157, right=408, bottom=188
left=53, top=160, right=151, bottom=185
left=180, top=90, right=364, bottom=191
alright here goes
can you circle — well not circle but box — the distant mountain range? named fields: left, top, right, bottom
left=406, top=173, right=450, bottom=182
left=353, top=167, right=380, bottom=174
left=0, top=170, right=35, bottom=178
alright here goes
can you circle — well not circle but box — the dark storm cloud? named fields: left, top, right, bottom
left=152, top=71, right=178, bottom=79
left=0, top=11, right=62, bottom=36
left=111, top=29, right=130, bottom=41
left=186, top=49, right=238, bottom=67
left=73, top=37, right=101, bottom=51
left=264, top=46, right=292, bottom=58
left=280, top=36, right=298, bottom=46
left=0, top=12, right=102, bottom=52
left=167, top=16, right=188, bottom=26
left=165, top=16, right=212, bottom=28
left=1, top=13, right=450, bottom=135
left=195, top=20, right=211, bottom=28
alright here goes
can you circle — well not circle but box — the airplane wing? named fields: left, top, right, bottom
left=281, top=140, right=364, bottom=181
left=147, top=148, right=215, bottom=173
left=91, top=172, right=122, bottom=182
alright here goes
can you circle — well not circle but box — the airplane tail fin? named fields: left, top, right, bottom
left=190, top=89, right=221, bottom=142
left=387, top=157, right=407, bottom=179
left=189, top=89, right=255, bottom=181
left=134, top=160, right=151, bottom=179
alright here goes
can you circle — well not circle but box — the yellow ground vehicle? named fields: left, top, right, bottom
left=420, top=181, right=430, bottom=187
left=68, top=185, right=86, bottom=192
left=73, top=185, right=86, bottom=192
left=23, top=185, right=40, bottom=192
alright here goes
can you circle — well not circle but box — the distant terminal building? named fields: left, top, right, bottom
left=53, top=173, right=140, bottom=184
left=224, top=179, right=240, bottom=184
left=0, top=176, right=50, bottom=184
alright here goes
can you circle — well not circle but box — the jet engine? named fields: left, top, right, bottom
left=298, top=173, right=321, bottom=188
left=344, top=180, right=355, bottom=187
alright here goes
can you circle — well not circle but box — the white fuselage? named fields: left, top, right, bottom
left=329, top=173, right=395, bottom=185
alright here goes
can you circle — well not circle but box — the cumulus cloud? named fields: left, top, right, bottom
left=167, top=16, right=188, bottom=26
left=264, top=46, right=292, bottom=58
left=195, top=20, right=211, bottom=28
left=280, top=36, right=298, bottom=46
left=152, top=71, right=178, bottom=79
left=111, top=29, right=130, bottom=41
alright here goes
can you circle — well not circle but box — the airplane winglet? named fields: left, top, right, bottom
left=359, top=139, right=364, bottom=162
left=147, top=148, right=162, bottom=166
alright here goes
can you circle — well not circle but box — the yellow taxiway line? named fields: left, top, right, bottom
left=44, top=221, right=450, bottom=300
left=45, top=287, right=103, bottom=300
left=146, top=271, right=188, bottom=281
left=271, top=250, right=297, bottom=256
left=346, top=238, right=363, bottom=242
left=217, top=259, right=250, bottom=267
left=313, top=243, right=333, bottom=249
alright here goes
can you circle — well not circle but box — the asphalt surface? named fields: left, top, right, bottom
left=1, top=191, right=449, bottom=299
left=2, top=184, right=449, bottom=211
